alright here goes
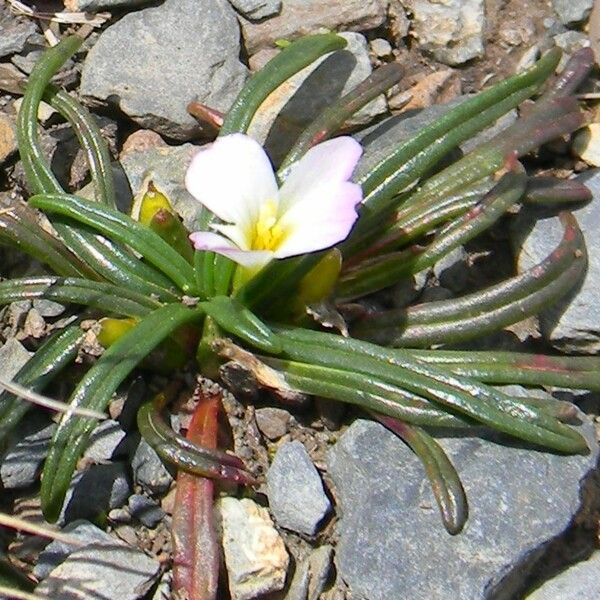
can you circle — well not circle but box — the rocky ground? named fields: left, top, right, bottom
left=1, top=1, right=600, bottom=599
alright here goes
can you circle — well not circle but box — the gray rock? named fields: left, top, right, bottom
left=0, top=11, right=37, bottom=59
left=526, top=551, right=600, bottom=599
left=0, top=337, right=32, bottom=380
left=128, top=494, right=165, bottom=528
left=248, top=32, right=387, bottom=164
left=0, top=416, right=55, bottom=489
left=151, top=571, right=172, bottom=600
left=328, top=419, right=598, bottom=600
left=267, top=441, right=331, bottom=536
left=510, top=169, right=600, bottom=353
left=551, top=0, right=593, bottom=25
left=62, top=463, right=131, bottom=524
left=285, top=545, right=334, bottom=600
left=240, top=0, right=387, bottom=55
left=433, top=246, right=469, bottom=293
left=409, top=0, right=485, bottom=66
left=11, top=47, right=45, bottom=75
left=229, top=0, right=281, bottom=20
left=80, top=0, right=248, bottom=140
left=553, top=31, right=591, bottom=59
left=33, top=519, right=115, bottom=580
left=32, top=299, right=65, bottom=317
left=131, top=439, right=173, bottom=495
left=83, top=419, right=127, bottom=463
left=35, top=535, right=160, bottom=599
left=120, top=143, right=205, bottom=231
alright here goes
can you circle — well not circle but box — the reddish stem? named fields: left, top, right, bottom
left=172, top=385, right=222, bottom=600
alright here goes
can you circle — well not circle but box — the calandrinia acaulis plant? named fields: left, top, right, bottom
left=0, top=34, right=598, bottom=553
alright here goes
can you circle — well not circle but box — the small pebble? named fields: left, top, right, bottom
left=131, top=438, right=174, bottom=495
left=128, top=494, right=165, bottom=528
left=266, top=441, right=331, bottom=536
left=255, top=407, right=291, bottom=440
left=370, top=38, right=393, bottom=58
left=218, top=497, right=289, bottom=600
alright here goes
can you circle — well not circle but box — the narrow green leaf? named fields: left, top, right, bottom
left=279, top=61, right=404, bottom=172
left=0, top=277, right=161, bottom=317
left=373, top=415, right=468, bottom=535
left=40, top=303, right=205, bottom=522
left=338, top=169, right=527, bottom=299
left=220, top=33, right=347, bottom=136
left=16, top=36, right=82, bottom=195
left=0, top=326, right=84, bottom=441
left=44, top=85, right=116, bottom=209
left=202, top=296, right=282, bottom=354
left=29, top=194, right=198, bottom=295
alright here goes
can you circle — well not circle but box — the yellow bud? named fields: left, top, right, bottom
left=133, top=178, right=174, bottom=225
left=97, top=317, right=138, bottom=348
left=297, top=248, right=342, bottom=307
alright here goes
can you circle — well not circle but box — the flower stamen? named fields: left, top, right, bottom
left=251, top=200, right=288, bottom=251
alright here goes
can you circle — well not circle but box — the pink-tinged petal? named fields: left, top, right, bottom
left=185, top=134, right=278, bottom=226
left=278, top=137, right=362, bottom=214
left=189, top=231, right=273, bottom=269
left=212, top=223, right=251, bottom=251
left=274, top=181, right=362, bottom=257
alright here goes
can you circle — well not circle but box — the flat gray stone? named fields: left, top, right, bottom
left=0, top=416, right=56, bottom=489
left=285, top=544, right=334, bottom=600
left=80, top=0, right=248, bottom=140
left=35, top=535, right=160, bottom=599
left=551, top=0, right=593, bottom=25
left=229, top=0, right=281, bottom=20
left=0, top=10, right=37, bottom=59
left=240, top=0, right=387, bottom=54
left=62, top=463, right=131, bottom=524
left=248, top=32, right=387, bottom=164
left=510, top=169, right=600, bottom=353
left=32, top=299, right=65, bottom=317
left=83, top=419, right=127, bottom=463
left=526, top=551, right=600, bottom=599
left=328, top=419, right=598, bottom=600
left=33, top=519, right=115, bottom=580
left=0, top=337, right=32, bottom=380
left=120, top=143, right=205, bottom=231
left=267, top=441, right=331, bottom=536
left=131, top=438, right=173, bottom=495
left=409, top=0, right=485, bottom=66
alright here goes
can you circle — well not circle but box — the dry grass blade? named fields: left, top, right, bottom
left=0, top=585, right=48, bottom=600
left=0, top=512, right=81, bottom=545
left=0, top=379, right=107, bottom=421
left=6, top=0, right=110, bottom=26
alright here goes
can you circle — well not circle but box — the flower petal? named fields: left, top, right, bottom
left=189, top=231, right=273, bottom=269
left=274, top=181, right=362, bottom=257
left=185, top=134, right=278, bottom=226
left=278, top=137, right=362, bottom=215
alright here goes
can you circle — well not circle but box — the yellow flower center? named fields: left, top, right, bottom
left=250, top=200, right=288, bottom=251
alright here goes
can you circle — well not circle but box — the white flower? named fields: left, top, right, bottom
left=185, top=133, right=363, bottom=271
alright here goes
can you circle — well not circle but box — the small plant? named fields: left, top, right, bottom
left=0, top=33, right=598, bottom=598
